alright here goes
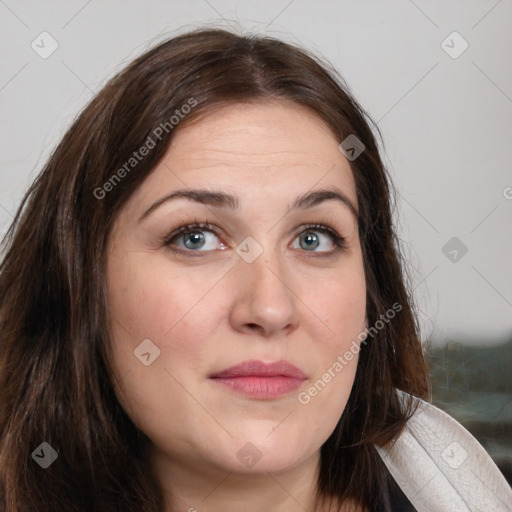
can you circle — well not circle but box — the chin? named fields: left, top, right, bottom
left=214, top=428, right=318, bottom=475
left=226, top=450, right=310, bottom=476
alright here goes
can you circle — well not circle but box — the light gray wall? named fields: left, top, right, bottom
left=1, top=0, right=511, bottom=345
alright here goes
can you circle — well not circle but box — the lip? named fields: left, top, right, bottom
left=209, top=360, right=307, bottom=399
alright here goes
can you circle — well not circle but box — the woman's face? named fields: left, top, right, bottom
left=106, top=100, right=366, bottom=477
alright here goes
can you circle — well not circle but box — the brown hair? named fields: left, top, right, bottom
left=0, top=28, right=429, bottom=511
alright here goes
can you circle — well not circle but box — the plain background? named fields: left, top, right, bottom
left=0, top=0, right=511, bottom=346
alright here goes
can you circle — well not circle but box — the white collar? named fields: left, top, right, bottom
left=376, top=392, right=512, bottom=512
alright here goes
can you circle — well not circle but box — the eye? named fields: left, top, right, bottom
left=162, top=221, right=345, bottom=257
left=290, top=224, right=346, bottom=254
left=163, top=222, right=227, bottom=255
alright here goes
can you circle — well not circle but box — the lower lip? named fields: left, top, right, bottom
left=210, top=376, right=305, bottom=399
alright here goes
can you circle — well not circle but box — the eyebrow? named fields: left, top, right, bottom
left=138, top=185, right=358, bottom=223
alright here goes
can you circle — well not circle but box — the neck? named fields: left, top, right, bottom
left=151, top=448, right=332, bottom=512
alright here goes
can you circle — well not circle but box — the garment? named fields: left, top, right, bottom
left=376, top=391, right=512, bottom=512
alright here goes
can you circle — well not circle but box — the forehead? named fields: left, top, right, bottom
left=128, top=100, right=357, bottom=215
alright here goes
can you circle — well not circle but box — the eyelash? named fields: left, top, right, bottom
left=161, top=220, right=346, bottom=257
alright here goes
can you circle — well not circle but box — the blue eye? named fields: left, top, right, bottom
left=294, top=224, right=345, bottom=253
left=164, top=222, right=225, bottom=254
left=182, top=231, right=206, bottom=250
left=163, top=222, right=345, bottom=256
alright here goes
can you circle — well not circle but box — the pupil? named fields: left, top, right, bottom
left=184, top=231, right=205, bottom=249
left=300, top=231, right=319, bottom=250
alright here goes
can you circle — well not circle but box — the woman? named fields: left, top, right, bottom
left=0, top=28, right=509, bottom=512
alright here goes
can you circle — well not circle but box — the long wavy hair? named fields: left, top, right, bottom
left=0, top=28, right=429, bottom=511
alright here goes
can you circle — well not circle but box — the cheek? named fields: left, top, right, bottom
left=109, top=252, right=203, bottom=334
left=105, top=254, right=225, bottom=434
left=306, top=263, right=367, bottom=344
left=297, top=263, right=366, bottom=404
left=106, top=252, right=229, bottom=375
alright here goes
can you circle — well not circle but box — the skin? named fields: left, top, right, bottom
left=106, top=100, right=367, bottom=512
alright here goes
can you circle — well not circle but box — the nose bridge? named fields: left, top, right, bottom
left=230, top=238, right=299, bottom=336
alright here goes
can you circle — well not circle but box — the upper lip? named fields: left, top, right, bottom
left=210, top=359, right=306, bottom=379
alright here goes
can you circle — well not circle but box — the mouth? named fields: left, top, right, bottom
left=209, top=359, right=307, bottom=400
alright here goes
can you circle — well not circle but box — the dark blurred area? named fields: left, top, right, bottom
left=387, top=336, right=512, bottom=511
left=425, top=336, right=512, bottom=486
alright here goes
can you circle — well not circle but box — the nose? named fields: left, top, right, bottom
left=229, top=246, right=299, bottom=338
